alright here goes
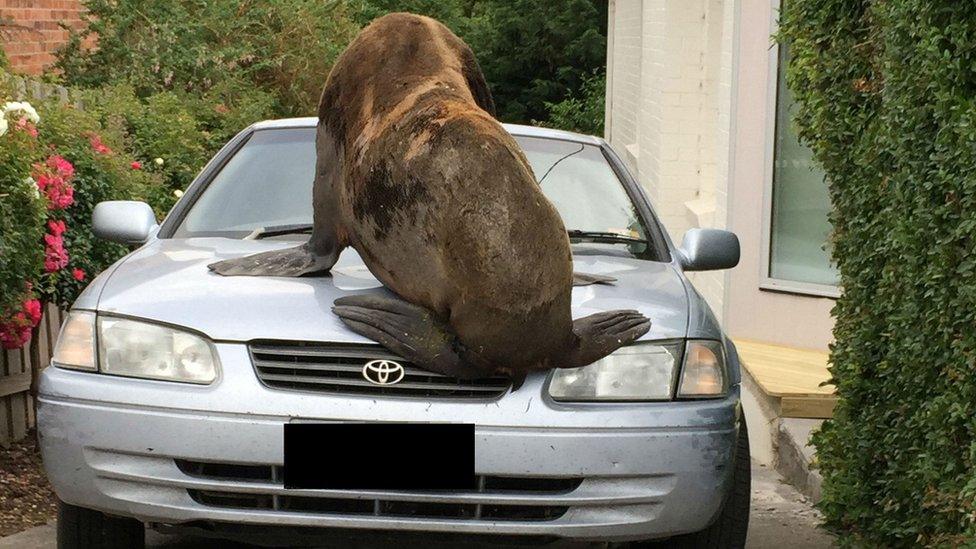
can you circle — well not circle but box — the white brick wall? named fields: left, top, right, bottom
left=605, top=0, right=736, bottom=318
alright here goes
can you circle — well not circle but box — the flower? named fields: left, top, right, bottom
left=23, top=299, right=42, bottom=325
left=33, top=156, right=75, bottom=210
left=72, top=268, right=86, bottom=282
left=48, top=219, right=66, bottom=236
left=35, top=172, right=74, bottom=210
left=130, top=161, right=142, bottom=170
left=0, top=116, right=7, bottom=137
left=44, top=231, right=68, bottom=273
left=3, top=101, right=40, bottom=124
left=45, top=220, right=69, bottom=274
left=0, top=298, right=43, bottom=349
left=154, top=157, right=164, bottom=166
left=47, top=155, right=74, bottom=179
left=15, top=118, right=38, bottom=138
left=173, top=189, right=184, bottom=198
left=86, top=132, right=112, bottom=155
left=23, top=177, right=40, bottom=200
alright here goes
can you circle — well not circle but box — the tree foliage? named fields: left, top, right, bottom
left=55, top=0, right=360, bottom=116
left=779, top=1, right=976, bottom=545
left=55, top=0, right=607, bottom=126
left=542, top=70, right=605, bottom=135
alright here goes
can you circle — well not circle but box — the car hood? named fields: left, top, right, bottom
left=92, top=238, right=689, bottom=343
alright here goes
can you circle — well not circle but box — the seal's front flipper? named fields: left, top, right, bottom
left=332, top=295, right=492, bottom=379
left=208, top=244, right=336, bottom=277
left=564, top=310, right=651, bottom=368
left=573, top=272, right=617, bottom=286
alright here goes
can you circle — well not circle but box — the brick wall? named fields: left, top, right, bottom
left=0, top=0, right=87, bottom=75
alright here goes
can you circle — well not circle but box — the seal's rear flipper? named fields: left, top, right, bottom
left=332, top=294, right=492, bottom=379
left=209, top=244, right=335, bottom=277
left=564, top=310, right=651, bottom=368
left=573, top=272, right=617, bottom=286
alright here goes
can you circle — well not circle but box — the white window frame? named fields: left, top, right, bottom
left=759, top=0, right=841, bottom=299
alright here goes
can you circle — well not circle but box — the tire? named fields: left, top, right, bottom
left=57, top=500, right=145, bottom=549
left=631, top=416, right=751, bottom=549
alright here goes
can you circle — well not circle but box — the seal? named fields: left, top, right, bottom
left=209, top=13, right=651, bottom=378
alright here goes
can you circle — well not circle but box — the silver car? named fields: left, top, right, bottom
left=39, top=119, right=748, bottom=548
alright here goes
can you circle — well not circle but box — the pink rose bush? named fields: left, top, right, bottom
left=0, top=91, right=161, bottom=350
left=0, top=99, right=46, bottom=349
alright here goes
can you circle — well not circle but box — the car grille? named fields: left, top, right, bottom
left=249, top=342, right=512, bottom=399
left=176, top=459, right=579, bottom=522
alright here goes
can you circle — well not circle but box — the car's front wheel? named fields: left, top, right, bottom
left=57, top=500, right=145, bottom=549
left=630, top=416, right=751, bottom=549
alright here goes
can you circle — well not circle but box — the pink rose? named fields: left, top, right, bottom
left=48, top=219, right=66, bottom=236
left=87, top=132, right=112, bottom=155
left=23, top=299, right=42, bottom=324
left=15, top=118, right=38, bottom=138
left=47, top=155, right=75, bottom=179
left=0, top=298, right=43, bottom=350
left=44, top=229, right=68, bottom=273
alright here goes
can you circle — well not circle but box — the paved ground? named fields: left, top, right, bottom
left=0, top=462, right=833, bottom=548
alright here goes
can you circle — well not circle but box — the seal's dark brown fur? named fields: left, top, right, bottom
left=210, top=13, right=650, bottom=378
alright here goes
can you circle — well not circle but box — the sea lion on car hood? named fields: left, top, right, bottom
left=209, top=13, right=650, bottom=378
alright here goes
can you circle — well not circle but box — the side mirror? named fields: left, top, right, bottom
left=92, top=201, right=158, bottom=245
left=678, top=228, right=740, bottom=271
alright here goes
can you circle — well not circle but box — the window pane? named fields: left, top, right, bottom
left=769, top=42, right=839, bottom=286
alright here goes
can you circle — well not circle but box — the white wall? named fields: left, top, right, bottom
left=605, top=0, right=736, bottom=317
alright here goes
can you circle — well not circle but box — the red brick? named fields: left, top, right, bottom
left=0, top=0, right=84, bottom=73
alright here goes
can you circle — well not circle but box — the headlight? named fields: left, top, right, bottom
left=548, top=343, right=682, bottom=401
left=52, top=311, right=97, bottom=371
left=676, top=340, right=726, bottom=398
left=98, top=317, right=218, bottom=384
left=52, top=312, right=218, bottom=384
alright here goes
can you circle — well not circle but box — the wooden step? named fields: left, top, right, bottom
left=735, top=339, right=837, bottom=419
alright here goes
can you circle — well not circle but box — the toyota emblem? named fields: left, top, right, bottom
left=362, top=359, right=406, bottom=385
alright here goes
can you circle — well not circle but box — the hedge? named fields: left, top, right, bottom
left=779, top=1, right=976, bottom=545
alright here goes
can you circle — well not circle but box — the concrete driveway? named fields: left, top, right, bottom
left=0, top=462, right=832, bottom=548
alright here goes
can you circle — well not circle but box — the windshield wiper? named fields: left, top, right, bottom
left=244, top=223, right=314, bottom=240
left=567, top=229, right=647, bottom=245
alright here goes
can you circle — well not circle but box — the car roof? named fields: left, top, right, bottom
left=250, top=117, right=604, bottom=145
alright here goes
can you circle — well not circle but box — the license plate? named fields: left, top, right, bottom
left=283, top=423, right=475, bottom=490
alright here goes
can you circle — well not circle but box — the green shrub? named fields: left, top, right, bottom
left=56, top=0, right=607, bottom=127
left=75, top=83, right=275, bottom=214
left=542, top=70, right=605, bottom=135
left=55, top=0, right=360, bottom=116
left=779, top=1, right=976, bottom=545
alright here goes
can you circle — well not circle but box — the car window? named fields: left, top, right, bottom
left=172, top=128, right=661, bottom=260
left=179, top=129, right=317, bottom=237
left=518, top=136, right=649, bottom=243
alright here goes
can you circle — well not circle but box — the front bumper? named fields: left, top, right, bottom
left=39, top=343, right=740, bottom=543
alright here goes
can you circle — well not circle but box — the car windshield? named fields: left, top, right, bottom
left=172, top=128, right=661, bottom=259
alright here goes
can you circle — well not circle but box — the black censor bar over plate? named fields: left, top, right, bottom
left=283, top=423, right=476, bottom=490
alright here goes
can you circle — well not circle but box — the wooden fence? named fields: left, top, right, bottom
left=1, top=72, right=75, bottom=446
left=0, top=305, right=64, bottom=446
